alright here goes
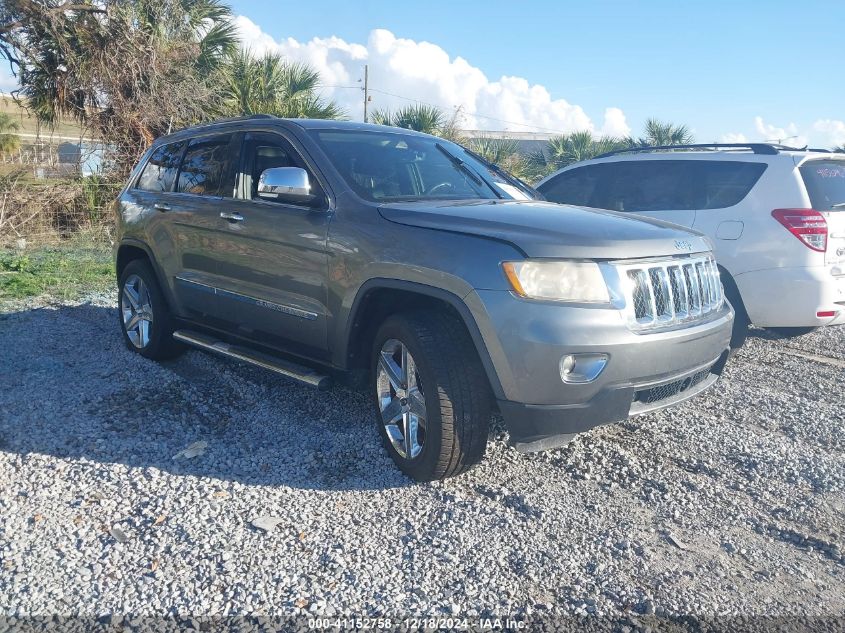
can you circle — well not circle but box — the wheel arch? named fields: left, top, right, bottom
left=341, top=279, right=505, bottom=399
left=717, top=264, right=748, bottom=324
left=115, top=239, right=177, bottom=311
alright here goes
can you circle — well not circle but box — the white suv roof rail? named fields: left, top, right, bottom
left=594, top=143, right=836, bottom=159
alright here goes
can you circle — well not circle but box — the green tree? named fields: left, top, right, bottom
left=0, top=0, right=238, bottom=173
left=0, top=112, right=20, bottom=155
left=467, top=136, right=531, bottom=182
left=527, top=131, right=626, bottom=181
left=218, top=50, right=343, bottom=119
left=371, top=104, right=465, bottom=141
left=371, top=104, right=445, bottom=134
left=627, top=118, right=694, bottom=147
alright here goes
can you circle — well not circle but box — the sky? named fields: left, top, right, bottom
left=3, top=1, right=844, bottom=146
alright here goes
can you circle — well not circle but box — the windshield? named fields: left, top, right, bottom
left=800, top=159, right=845, bottom=210
left=309, top=128, right=533, bottom=202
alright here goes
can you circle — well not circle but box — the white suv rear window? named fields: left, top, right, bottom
left=800, top=160, right=845, bottom=211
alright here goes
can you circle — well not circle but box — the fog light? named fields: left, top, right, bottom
left=559, top=353, right=609, bottom=383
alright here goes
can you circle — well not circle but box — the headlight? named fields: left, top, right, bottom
left=502, top=260, right=610, bottom=303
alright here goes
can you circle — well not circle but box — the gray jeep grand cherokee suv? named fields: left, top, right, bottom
left=114, top=115, right=733, bottom=481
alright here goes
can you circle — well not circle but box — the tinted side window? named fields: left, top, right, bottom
left=697, top=161, right=766, bottom=209
left=545, top=160, right=767, bottom=212
left=597, top=161, right=698, bottom=212
left=136, top=141, right=185, bottom=192
left=538, top=165, right=604, bottom=207
left=176, top=137, right=234, bottom=197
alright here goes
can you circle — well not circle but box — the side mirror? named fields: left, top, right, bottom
left=257, top=167, right=316, bottom=205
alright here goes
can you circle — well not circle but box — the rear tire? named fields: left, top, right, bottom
left=371, top=311, right=490, bottom=481
left=118, top=259, right=183, bottom=360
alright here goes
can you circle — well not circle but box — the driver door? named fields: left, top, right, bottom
left=212, top=131, right=332, bottom=358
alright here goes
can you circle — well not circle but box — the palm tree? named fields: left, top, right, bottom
left=527, top=131, right=626, bottom=180
left=467, top=136, right=531, bottom=182
left=833, top=145, right=845, bottom=153
left=218, top=50, right=343, bottom=119
left=371, top=104, right=446, bottom=135
left=19, top=0, right=238, bottom=127
left=6, top=0, right=240, bottom=172
left=0, top=112, right=20, bottom=156
left=627, top=118, right=694, bottom=147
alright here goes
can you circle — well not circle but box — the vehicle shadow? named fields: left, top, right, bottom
left=0, top=302, right=416, bottom=491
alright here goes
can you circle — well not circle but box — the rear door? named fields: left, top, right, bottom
left=210, top=130, right=332, bottom=358
left=166, top=133, right=241, bottom=321
left=799, top=158, right=845, bottom=265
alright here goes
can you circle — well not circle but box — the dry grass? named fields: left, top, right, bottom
left=0, top=94, right=88, bottom=139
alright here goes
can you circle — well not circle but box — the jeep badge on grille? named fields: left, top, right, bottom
left=674, top=240, right=693, bottom=252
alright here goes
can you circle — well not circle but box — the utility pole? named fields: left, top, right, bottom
left=362, top=64, right=369, bottom=123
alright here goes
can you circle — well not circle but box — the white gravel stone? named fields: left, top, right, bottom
left=0, top=295, right=844, bottom=622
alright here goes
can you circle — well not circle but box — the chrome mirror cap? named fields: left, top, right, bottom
left=257, top=167, right=312, bottom=202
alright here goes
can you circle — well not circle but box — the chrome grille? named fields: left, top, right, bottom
left=618, top=255, right=724, bottom=331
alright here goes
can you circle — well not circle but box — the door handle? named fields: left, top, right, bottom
left=154, top=202, right=171, bottom=212
left=220, top=211, right=244, bottom=222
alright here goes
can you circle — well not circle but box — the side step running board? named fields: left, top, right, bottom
left=173, top=330, right=332, bottom=390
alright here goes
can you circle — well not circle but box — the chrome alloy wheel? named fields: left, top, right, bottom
left=121, top=274, right=154, bottom=349
left=376, top=338, right=426, bottom=459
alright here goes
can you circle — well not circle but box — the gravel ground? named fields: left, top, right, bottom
left=1, top=293, right=843, bottom=630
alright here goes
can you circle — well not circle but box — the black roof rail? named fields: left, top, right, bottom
left=203, top=114, right=277, bottom=124
left=594, top=142, right=782, bottom=159
left=167, top=114, right=278, bottom=136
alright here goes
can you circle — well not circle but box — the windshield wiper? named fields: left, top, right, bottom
left=434, top=143, right=486, bottom=189
left=462, top=147, right=543, bottom=200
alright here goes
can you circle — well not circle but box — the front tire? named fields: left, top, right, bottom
left=118, top=259, right=183, bottom=360
left=719, top=267, right=748, bottom=356
left=371, top=311, right=491, bottom=481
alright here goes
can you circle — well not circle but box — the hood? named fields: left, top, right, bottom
left=378, top=199, right=710, bottom=259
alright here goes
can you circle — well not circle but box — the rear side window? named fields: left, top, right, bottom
left=176, top=136, right=234, bottom=197
left=697, top=161, right=767, bottom=209
left=540, top=160, right=766, bottom=211
left=800, top=160, right=845, bottom=210
left=136, top=141, right=185, bottom=192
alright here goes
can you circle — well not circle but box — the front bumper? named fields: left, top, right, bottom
left=735, top=266, right=845, bottom=327
left=464, top=290, right=734, bottom=451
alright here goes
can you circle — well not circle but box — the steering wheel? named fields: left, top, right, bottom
left=426, top=182, right=455, bottom=195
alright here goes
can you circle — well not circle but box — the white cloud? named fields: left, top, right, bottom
left=812, top=119, right=845, bottom=148
left=233, top=16, right=625, bottom=136
left=600, top=107, right=631, bottom=138
left=753, top=116, right=807, bottom=147
left=720, top=132, right=748, bottom=143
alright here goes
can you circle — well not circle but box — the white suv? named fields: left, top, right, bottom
left=536, top=143, right=845, bottom=346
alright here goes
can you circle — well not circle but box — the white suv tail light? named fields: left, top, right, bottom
left=771, top=209, right=828, bottom=252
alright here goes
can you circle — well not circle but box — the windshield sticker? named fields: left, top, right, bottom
left=816, top=167, right=845, bottom=178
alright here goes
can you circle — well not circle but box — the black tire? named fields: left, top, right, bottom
left=765, top=326, right=818, bottom=338
left=117, top=259, right=183, bottom=360
left=719, top=267, right=748, bottom=356
left=370, top=310, right=491, bottom=481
